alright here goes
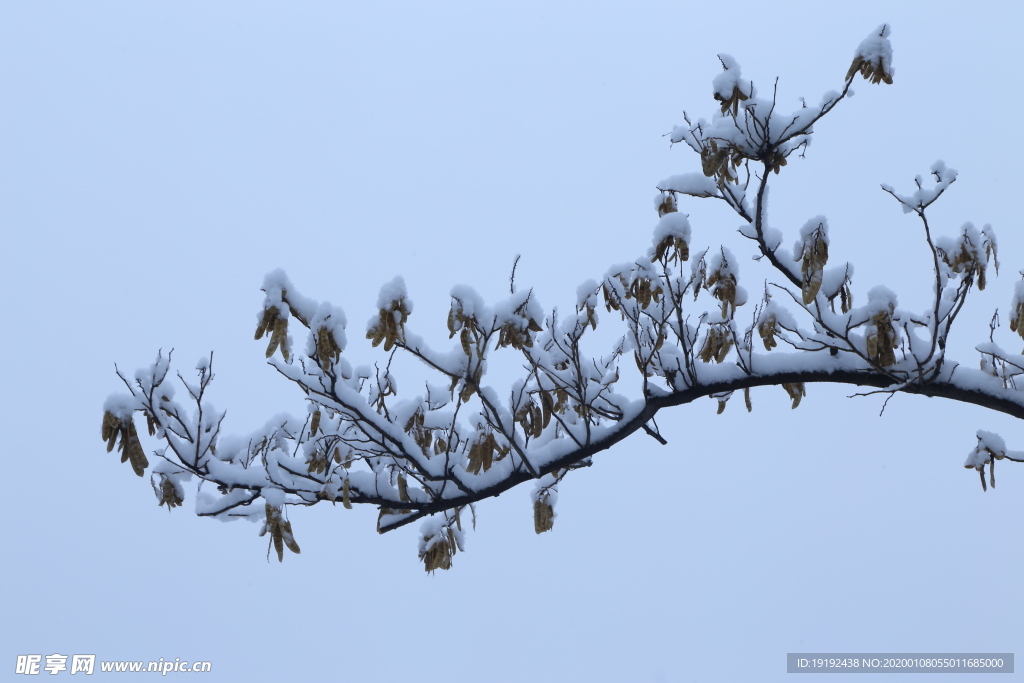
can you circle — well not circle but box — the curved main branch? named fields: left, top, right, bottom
left=377, top=367, right=1024, bottom=532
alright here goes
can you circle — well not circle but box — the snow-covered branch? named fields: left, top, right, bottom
left=101, top=25, right=1024, bottom=570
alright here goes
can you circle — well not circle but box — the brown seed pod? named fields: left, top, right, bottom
left=533, top=497, right=555, bottom=534
left=758, top=315, right=779, bottom=351
left=101, top=411, right=121, bottom=452
left=782, top=382, right=805, bottom=409
left=123, top=421, right=148, bottom=476
left=866, top=310, right=898, bottom=367
left=255, top=306, right=277, bottom=340
left=420, top=534, right=454, bottom=573
left=714, top=85, right=750, bottom=116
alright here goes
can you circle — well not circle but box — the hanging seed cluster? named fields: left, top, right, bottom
left=307, top=449, right=330, bottom=474
left=447, top=301, right=486, bottom=370
left=367, top=297, right=410, bottom=351
left=465, top=432, right=510, bottom=475
left=420, top=527, right=460, bottom=573
left=836, top=283, right=853, bottom=313
left=798, top=227, right=829, bottom=304
left=533, top=494, right=555, bottom=534
left=404, top=408, right=436, bottom=454
left=656, top=192, right=677, bottom=217
left=714, top=83, right=749, bottom=116
left=652, top=194, right=690, bottom=264
left=314, top=326, right=342, bottom=371
left=259, top=503, right=300, bottom=562
left=866, top=309, right=899, bottom=367
left=539, top=388, right=568, bottom=427
left=782, top=382, right=805, bottom=409
left=938, top=233, right=992, bottom=291
left=699, top=324, right=733, bottom=363
left=154, top=474, right=184, bottom=509
left=448, top=363, right=484, bottom=403
left=965, top=439, right=1004, bottom=492
left=495, top=302, right=543, bottom=351
left=653, top=233, right=690, bottom=266
left=625, top=275, right=662, bottom=310
left=701, top=139, right=744, bottom=186
left=1010, top=292, right=1024, bottom=350
left=515, top=398, right=546, bottom=439
left=706, top=265, right=738, bottom=317
left=255, top=306, right=291, bottom=361
left=602, top=281, right=622, bottom=314
left=846, top=54, right=893, bottom=84
left=101, top=411, right=148, bottom=477
left=758, top=314, right=779, bottom=350
left=763, top=149, right=788, bottom=175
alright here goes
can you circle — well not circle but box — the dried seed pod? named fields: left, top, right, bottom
left=744, top=387, right=752, bottom=412
left=154, top=475, right=184, bottom=509
left=261, top=504, right=300, bottom=562
left=758, top=314, right=779, bottom=350
left=266, top=317, right=287, bottom=358
left=309, top=410, right=321, bottom=437
left=255, top=306, right=277, bottom=340
left=656, top=192, right=677, bottom=217
left=533, top=498, right=555, bottom=534
left=101, top=411, right=121, bottom=452
left=866, top=310, right=899, bottom=367
left=839, top=284, right=853, bottom=314
left=782, top=382, right=805, bottom=409
left=121, top=421, right=148, bottom=477
left=846, top=55, right=893, bottom=85
left=315, top=327, right=342, bottom=370
left=398, top=474, right=410, bottom=502
left=713, top=80, right=750, bottom=116
left=798, top=231, right=828, bottom=304
left=1010, top=297, right=1024, bottom=347
left=420, top=534, right=454, bottom=573
left=699, top=326, right=733, bottom=364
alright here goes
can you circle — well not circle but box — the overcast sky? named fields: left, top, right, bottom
left=3, top=2, right=1023, bottom=681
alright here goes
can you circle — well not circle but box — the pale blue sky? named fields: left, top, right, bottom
left=3, top=2, right=1022, bottom=681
